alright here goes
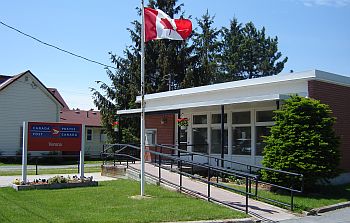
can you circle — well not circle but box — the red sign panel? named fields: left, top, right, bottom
left=27, top=122, right=82, bottom=151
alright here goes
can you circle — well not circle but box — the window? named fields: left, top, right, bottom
left=100, top=130, right=107, bottom=142
left=232, top=111, right=250, bottom=124
left=86, top=129, right=93, bottom=141
left=211, top=129, right=228, bottom=154
left=192, top=128, right=208, bottom=153
left=145, top=129, right=156, bottom=146
left=255, top=110, right=274, bottom=155
left=232, top=127, right=251, bottom=155
left=193, top=115, right=207, bottom=124
left=256, top=110, right=274, bottom=122
left=256, top=126, right=271, bottom=156
left=211, top=113, right=227, bottom=124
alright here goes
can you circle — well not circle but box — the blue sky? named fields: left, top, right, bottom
left=1, top=0, right=349, bottom=110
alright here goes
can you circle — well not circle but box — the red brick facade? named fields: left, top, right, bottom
left=308, top=80, right=350, bottom=172
left=145, top=114, right=175, bottom=160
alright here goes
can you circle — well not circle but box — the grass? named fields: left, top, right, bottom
left=224, top=182, right=350, bottom=212
left=0, top=166, right=101, bottom=176
left=0, top=180, right=247, bottom=223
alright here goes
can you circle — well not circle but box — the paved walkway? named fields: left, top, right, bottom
left=280, top=207, right=350, bottom=223
left=129, top=163, right=297, bottom=222
left=0, top=172, right=116, bottom=187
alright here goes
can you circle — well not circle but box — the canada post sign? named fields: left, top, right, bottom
left=27, top=122, right=82, bottom=151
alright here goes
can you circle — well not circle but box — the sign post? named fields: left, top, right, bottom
left=79, top=125, right=85, bottom=178
left=21, top=121, right=28, bottom=183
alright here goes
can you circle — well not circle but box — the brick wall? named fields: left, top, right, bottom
left=308, top=80, right=350, bottom=172
left=145, top=114, right=175, bottom=160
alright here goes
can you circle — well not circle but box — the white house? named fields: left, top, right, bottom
left=0, top=70, right=63, bottom=155
left=0, top=70, right=106, bottom=157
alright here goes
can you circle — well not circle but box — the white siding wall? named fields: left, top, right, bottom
left=0, top=74, right=60, bottom=155
left=84, top=127, right=106, bottom=157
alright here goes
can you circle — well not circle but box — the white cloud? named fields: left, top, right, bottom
left=299, top=0, right=350, bottom=7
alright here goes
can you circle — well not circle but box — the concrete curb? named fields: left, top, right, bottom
left=307, top=201, right=350, bottom=215
left=164, top=218, right=255, bottom=223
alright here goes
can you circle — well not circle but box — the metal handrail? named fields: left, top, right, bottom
left=101, top=143, right=303, bottom=212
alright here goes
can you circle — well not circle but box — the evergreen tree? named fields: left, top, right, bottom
left=220, top=19, right=288, bottom=80
left=92, top=1, right=289, bottom=143
left=183, top=10, right=221, bottom=87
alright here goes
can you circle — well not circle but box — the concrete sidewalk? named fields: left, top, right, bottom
left=129, top=162, right=297, bottom=222
left=0, top=172, right=116, bottom=187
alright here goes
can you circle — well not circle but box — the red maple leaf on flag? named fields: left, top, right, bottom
left=160, top=18, right=175, bottom=30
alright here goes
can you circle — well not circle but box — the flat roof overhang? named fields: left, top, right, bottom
left=117, top=93, right=293, bottom=115
left=117, top=70, right=350, bottom=116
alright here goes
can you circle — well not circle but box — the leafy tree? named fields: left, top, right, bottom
left=261, top=96, right=340, bottom=189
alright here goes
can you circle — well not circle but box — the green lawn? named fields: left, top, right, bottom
left=0, top=166, right=101, bottom=176
left=0, top=180, right=247, bottom=223
left=224, top=182, right=350, bottom=212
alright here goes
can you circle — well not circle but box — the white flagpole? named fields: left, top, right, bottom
left=140, top=0, right=146, bottom=196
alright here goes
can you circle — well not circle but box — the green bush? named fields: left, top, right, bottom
left=48, top=175, right=69, bottom=184
left=261, top=96, right=340, bottom=190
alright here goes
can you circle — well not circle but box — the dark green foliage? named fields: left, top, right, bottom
left=91, top=0, right=288, bottom=143
left=220, top=19, right=287, bottom=81
left=261, top=96, right=340, bottom=189
left=182, top=10, right=221, bottom=87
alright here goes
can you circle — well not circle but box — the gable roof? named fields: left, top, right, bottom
left=60, top=109, right=101, bottom=127
left=48, top=88, right=70, bottom=111
left=0, top=75, right=12, bottom=85
left=0, top=70, right=65, bottom=108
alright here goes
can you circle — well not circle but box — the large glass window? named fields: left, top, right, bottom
left=193, top=115, right=207, bottom=124
left=232, top=127, right=251, bottom=155
left=211, top=129, right=228, bottom=154
left=256, top=126, right=270, bottom=156
left=211, top=114, right=227, bottom=124
left=232, top=111, right=250, bottom=124
left=192, top=128, right=208, bottom=153
left=256, top=110, right=274, bottom=122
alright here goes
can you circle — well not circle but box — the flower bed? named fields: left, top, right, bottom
left=12, top=175, right=98, bottom=191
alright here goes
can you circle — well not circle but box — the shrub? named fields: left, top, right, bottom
left=48, top=176, right=69, bottom=184
left=261, top=96, right=340, bottom=190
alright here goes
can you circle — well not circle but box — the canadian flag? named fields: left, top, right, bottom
left=144, top=7, right=192, bottom=42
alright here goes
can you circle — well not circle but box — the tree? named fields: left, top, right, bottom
left=92, top=0, right=191, bottom=143
left=183, top=10, right=221, bottom=87
left=92, top=1, right=289, bottom=144
left=261, top=96, right=340, bottom=189
left=220, top=19, right=288, bottom=81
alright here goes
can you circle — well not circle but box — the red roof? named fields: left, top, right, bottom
left=60, top=109, right=101, bottom=127
left=48, top=88, right=70, bottom=111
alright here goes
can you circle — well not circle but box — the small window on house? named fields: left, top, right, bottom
left=232, top=111, right=251, bottom=124
left=100, top=130, right=107, bottom=142
left=193, top=115, right=207, bottom=124
left=211, top=114, right=227, bottom=124
left=86, top=129, right=93, bottom=141
left=256, top=110, right=274, bottom=122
